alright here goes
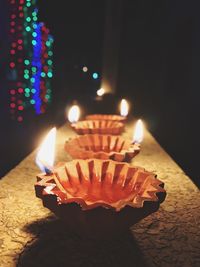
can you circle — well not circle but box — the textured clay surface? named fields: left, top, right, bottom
left=0, top=122, right=199, bottom=267
left=65, top=134, right=140, bottom=161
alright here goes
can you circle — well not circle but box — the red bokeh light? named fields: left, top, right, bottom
left=44, top=66, right=48, bottom=72
left=18, top=106, right=24, bottom=111
left=17, top=116, right=23, bottom=122
left=10, top=89, right=16, bottom=95
left=10, top=103, right=16, bottom=108
left=10, top=62, right=15, bottom=68
left=18, top=88, right=24, bottom=93
left=17, top=39, right=23, bottom=44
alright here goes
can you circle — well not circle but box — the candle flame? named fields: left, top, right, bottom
left=120, top=99, right=129, bottom=116
left=36, top=127, right=56, bottom=173
left=68, top=105, right=80, bottom=123
left=133, top=119, right=144, bottom=143
left=97, top=88, right=105, bottom=96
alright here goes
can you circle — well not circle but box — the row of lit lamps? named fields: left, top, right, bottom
left=68, top=98, right=129, bottom=123
left=36, top=98, right=144, bottom=172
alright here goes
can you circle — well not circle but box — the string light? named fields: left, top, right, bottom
left=8, top=0, right=54, bottom=121
left=8, top=0, right=25, bottom=120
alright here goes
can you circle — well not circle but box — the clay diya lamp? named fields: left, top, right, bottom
left=65, top=134, right=140, bottom=162
left=85, top=114, right=127, bottom=123
left=71, top=120, right=124, bottom=135
left=35, top=159, right=166, bottom=239
left=85, top=98, right=130, bottom=123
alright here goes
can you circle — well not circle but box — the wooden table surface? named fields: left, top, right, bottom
left=0, top=122, right=199, bottom=267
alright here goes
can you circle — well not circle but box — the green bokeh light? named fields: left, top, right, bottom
left=47, top=72, right=53, bottom=78
left=24, top=59, right=30, bottom=65
left=46, top=41, right=51, bottom=47
left=24, top=74, right=29, bottom=79
left=32, top=40, right=37, bottom=46
left=26, top=26, right=31, bottom=32
left=41, top=72, right=46, bottom=77
left=31, top=67, right=37, bottom=72
left=48, top=51, right=53, bottom=56
left=47, top=60, right=52, bottom=65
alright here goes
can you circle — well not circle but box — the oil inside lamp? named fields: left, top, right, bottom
left=120, top=99, right=129, bottom=117
left=36, top=127, right=56, bottom=174
left=68, top=105, right=80, bottom=123
left=133, top=119, right=144, bottom=143
left=96, top=88, right=105, bottom=97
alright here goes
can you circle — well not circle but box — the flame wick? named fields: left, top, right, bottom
left=68, top=105, right=80, bottom=123
left=133, top=119, right=144, bottom=144
left=120, top=99, right=129, bottom=117
left=40, top=159, right=54, bottom=175
left=36, top=127, right=56, bottom=173
left=45, top=168, right=53, bottom=175
left=97, top=88, right=105, bottom=96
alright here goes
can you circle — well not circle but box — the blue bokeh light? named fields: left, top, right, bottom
left=92, top=72, right=98, bottom=79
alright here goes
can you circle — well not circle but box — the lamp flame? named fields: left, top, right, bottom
left=120, top=99, right=129, bottom=117
left=68, top=105, right=80, bottom=123
left=36, top=127, right=56, bottom=173
left=97, top=88, right=105, bottom=96
left=133, top=119, right=144, bottom=143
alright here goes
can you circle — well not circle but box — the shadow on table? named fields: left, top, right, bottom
left=17, top=215, right=148, bottom=267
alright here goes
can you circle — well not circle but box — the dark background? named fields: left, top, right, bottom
left=0, top=0, right=199, bottom=187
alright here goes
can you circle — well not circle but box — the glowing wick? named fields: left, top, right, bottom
left=120, top=99, right=129, bottom=117
left=36, top=127, right=56, bottom=173
left=133, top=119, right=144, bottom=143
left=68, top=105, right=80, bottom=123
left=97, top=88, right=105, bottom=96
